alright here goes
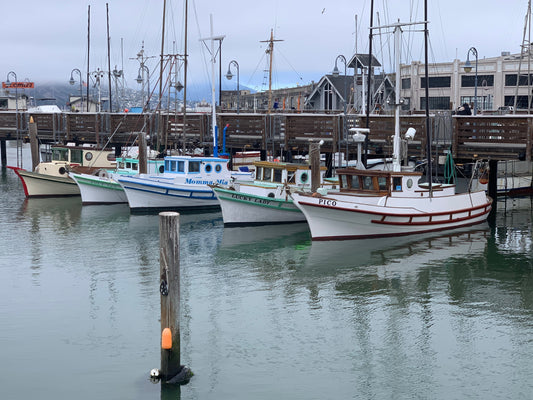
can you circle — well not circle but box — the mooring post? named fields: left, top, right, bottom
left=157, top=212, right=192, bottom=385
left=159, top=212, right=181, bottom=380
left=138, top=131, right=148, bottom=174
left=488, top=159, right=498, bottom=202
left=28, top=117, right=40, bottom=172
left=1, top=139, right=6, bottom=167
left=309, top=141, right=321, bottom=193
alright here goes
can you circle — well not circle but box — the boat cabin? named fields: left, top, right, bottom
left=51, top=145, right=116, bottom=168
left=253, top=161, right=327, bottom=186
left=337, top=168, right=426, bottom=196
left=163, top=156, right=229, bottom=175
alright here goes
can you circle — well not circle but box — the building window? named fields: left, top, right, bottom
left=461, top=75, right=494, bottom=87
left=401, top=78, right=411, bottom=89
left=505, top=74, right=533, bottom=86
left=504, top=95, right=530, bottom=109
left=324, top=82, right=333, bottom=110
left=420, top=96, right=450, bottom=110
left=420, top=76, right=451, bottom=88
left=460, top=96, right=493, bottom=111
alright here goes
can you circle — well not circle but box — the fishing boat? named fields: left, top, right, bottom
left=8, top=144, right=116, bottom=197
left=211, top=160, right=336, bottom=226
left=117, top=155, right=251, bottom=212
left=69, top=157, right=164, bottom=205
left=291, top=19, right=493, bottom=241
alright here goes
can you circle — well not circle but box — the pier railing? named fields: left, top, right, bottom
left=1, top=111, right=532, bottom=162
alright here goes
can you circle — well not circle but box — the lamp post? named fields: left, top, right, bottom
left=333, top=54, right=348, bottom=167
left=6, top=71, right=20, bottom=166
left=464, top=47, right=478, bottom=115
left=91, top=68, right=105, bottom=112
left=69, top=68, right=83, bottom=112
left=225, top=59, right=240, bottom=113
left=137, top=64, right=150, bottom=110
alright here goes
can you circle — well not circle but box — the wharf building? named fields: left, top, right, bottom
left=400, top=51, right=533, bottom=114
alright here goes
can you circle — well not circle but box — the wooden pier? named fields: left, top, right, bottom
left=1, top=111, right=533, bottom=164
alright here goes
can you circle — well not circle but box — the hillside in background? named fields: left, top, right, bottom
left=20, top=81, right=255, bottom=111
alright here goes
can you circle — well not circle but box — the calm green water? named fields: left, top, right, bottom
left=2, top=143, right=533, bottom=399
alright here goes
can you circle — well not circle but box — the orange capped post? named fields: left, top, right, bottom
left=162, top=327, right=172, bottom=350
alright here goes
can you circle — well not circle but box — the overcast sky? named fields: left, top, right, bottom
left=0, top=0, right=527, bottom=96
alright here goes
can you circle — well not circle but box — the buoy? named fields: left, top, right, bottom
left=162, top=327, right=172, bottom=349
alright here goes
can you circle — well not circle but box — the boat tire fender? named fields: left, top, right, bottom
left=59, top=167, right=66, bottom=175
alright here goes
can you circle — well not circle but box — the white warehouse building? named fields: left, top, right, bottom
left=399, top=51, right=533, bottom=113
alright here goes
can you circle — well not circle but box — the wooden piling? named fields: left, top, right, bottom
left=488, top=159, right=498, bottom=202
left=309, top=141, right=321, bottom=193
left=159, top=212, right=181, bottom=380
left=1, top=139, right=6, bottom=167
left=138, top=131, right=148, bottom=174
left=28, top=117, right=40, bottom=171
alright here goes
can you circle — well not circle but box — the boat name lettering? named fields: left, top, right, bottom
left=185, top=178, right=228, bottom=185
left=318, top=198, right=337, bottom=206
left=231, top=193, right=271, bottom=205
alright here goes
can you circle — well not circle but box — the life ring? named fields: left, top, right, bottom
left=58, top=167, right=66, bottom=175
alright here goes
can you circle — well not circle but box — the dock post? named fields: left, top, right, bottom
left=488, top=159, right=498, bottom=201
left=309, top=141, right=321, bottom=193
left=1, top=139, right=6, bottom=167
left=28, top=117, right=40, bottom=172
left=158, top=212, right=191, bottom=384
left=138, top=132, right=147, bottom=174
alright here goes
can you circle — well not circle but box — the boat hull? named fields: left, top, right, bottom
left=70, top=173, right=127, bottom=205
left=9, top=167, right=80, bottom=197
left=292, top=191, right=492, bottom=241
left=213, top=186, right=305, bottom=226
left=118, top=175, right=221, bottom=212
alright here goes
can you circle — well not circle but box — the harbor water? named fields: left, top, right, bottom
left=2, top=142, right=533, bottom=399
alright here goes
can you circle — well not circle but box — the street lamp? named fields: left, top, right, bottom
left=333, top=54, right=348, bottom=167
left=136, top=64, right=150, bottom=110
left=92, top=68, right=105, bottom=112
left=69, top=68, right=83, bottom=112
left=225, top=59, right=240, bottom=113
left=6, top=71, right=20, bottom=166
left=464, top=47, right=478, bottom=115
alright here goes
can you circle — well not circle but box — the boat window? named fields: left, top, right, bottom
left=393, top=177, right=402, bottom=191
left=340, top=175, right=348, bottom=188
left=256, top=167, right=263, bottom=180
left=132, top=163, right=138, bottom=171
left=287, top=171, right=296, bottom=183
left=70, top=150, right=82, bottom=164
left=189, top=161, right=201, bottom=173
left=165, top=160, right=171, bottom=171
left=84, top=152, right=93, bottom=162
left=215, top=164, right=222, bottom=172
left=263, top=167, right=272, bottom=181
left=362, top=176, right=373, bottom=190
left=119, top=161, right=125, bottom=169
left=170, top=161, right=177, bottom=172
left=300, top=172, right=308, bottom=183
left=273, top=169, right=282, bottom=183
left=378, top=176, right=388, bottom=191
left=126, top=162, right=132, bottom=169
left=205, top=164, right=212, bottom=173
left=351, top=175, right=360, bottom=189
left=178, top=161, right=185, bottom=172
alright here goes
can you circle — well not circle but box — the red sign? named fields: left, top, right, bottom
left=2, top=82, right=34, bottom=89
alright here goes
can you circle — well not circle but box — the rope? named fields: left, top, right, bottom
left=444, top=149, right=456, bottom=184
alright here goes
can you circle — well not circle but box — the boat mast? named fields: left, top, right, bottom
left=424, top=0, right=432, bottom=192
left=392, top=23, right=402, bottom=172
left=261, top=30, right=283, bottom=114
left=86, top=5, right=90, bottom=112
left=364, top=0, right=374, bottom=167
left=106, top=3, right=112, bottom=113
left=183, top=0, right=188, bottom=146
left=159, top=0, right=167, bottom=152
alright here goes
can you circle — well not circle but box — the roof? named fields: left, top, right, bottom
left=348, top=53, right=382, bottom=69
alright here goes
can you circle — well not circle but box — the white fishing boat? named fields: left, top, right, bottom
left=8, top=144, right=116, bottom=197
left=118, top=155, right=251, bottom=212
left=211, top=160, right=336, bottom=226
left=69, top=157, right=164, bottom=205
left=291, top=19, right=493, bottom=241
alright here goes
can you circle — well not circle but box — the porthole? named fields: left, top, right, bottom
left=268, top=192, right=275, bottom=198
left=406, top=178, right=413, bottom=189
left=205, top=164, right=212, bottom=173
left=215, top=164, right=222, bottom=172
left=85, top=152, right=93, bottom=161
left=300, top=172, right=308, bottom=183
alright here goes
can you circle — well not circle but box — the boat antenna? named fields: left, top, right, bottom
left=424, top=0, right=432, bottom=194
left=364, top=0, right=374, bottom=168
